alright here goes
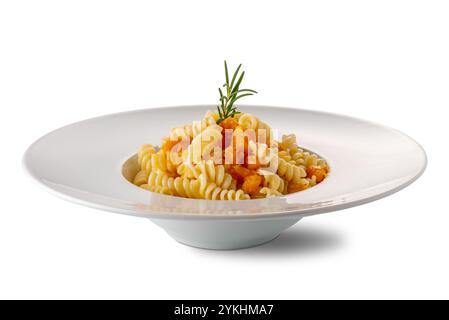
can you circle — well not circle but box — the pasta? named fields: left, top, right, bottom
left=238, top=113, right=258, bottom=130
left=277, top=156, right=307, bottom=183
left=238, top=113, right=272, bottom=143
left=151, top=150, right=178, bottom=175
left=186, top=124, right=223, bottom=164
left=169, top=111, right=217, bottom=140
left=280, top=134, right=328, bottom=168
left=259, top=187, right=283, bottom=198
left=178, top=160, right=236, bottom=190
left=262, top=172, right=287, bottom=194
left=147, top=171, right=202, bottom=198
left=137, top=144, right=156, bottom=171
left=132, top=110, right=329, bottom=200
left=279, top=134, right=299, bottom=154
left=198, top=174, right=250, bottom=200
left=133, top=170, right=150, bottom=186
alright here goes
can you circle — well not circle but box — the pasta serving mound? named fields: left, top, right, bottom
left=132, top=110, right=329, bottom=200
left=131, top=61, right=328, bottom=200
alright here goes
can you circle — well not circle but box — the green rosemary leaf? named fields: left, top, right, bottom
left=234, top=93, right=253, bottom=100
left=226, top=91, right=238, bottom=103
left=232, top=71, right=245, bottom=94
left=227, top=88, right=255, bottom=103
left=228, top=93, right=253, bottom=109
left=235, top=89, right=258, bottom=94
left=224, top=61, right=229, bottom=86
left=227, top=99, right=236, bottom=110
left=218, top=88, right=225, bottom=108
left=229, top=64, right=242, bottom=89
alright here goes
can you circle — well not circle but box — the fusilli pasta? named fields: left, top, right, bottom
left=259, top=187, right=282, bottom=198
left=178, top=160, right=236, bottom=190
left=198, top=173, right=250, bottom=200
left=137, top=144, right=156, bottom=171
left=147, top=171, right=202, bottom=198
left=262, top=172, right=287, bottom=194
left=132, top=110, right=328, bottom=200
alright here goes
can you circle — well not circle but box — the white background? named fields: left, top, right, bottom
left=1, top=0, right=448, bottom=299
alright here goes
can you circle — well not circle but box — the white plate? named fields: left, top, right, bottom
left=23, top=105, right=427, bottom=249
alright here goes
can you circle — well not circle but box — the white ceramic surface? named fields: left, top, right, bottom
left=23, top=105, right=427, bottom=249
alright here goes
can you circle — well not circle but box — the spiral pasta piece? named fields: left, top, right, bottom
left=277, top=156, right=307, bottom=183
left=289, top=149, right=305, bottom=165
left=140, top=184, right=151, bottom=190
left=169, top=111, right=218, bottom=140
left=262, top=173, right=286, bottom=194
left=259, top=187, right=282, bottom=198
left=279, top=132, right=327, bottom=170
left=289, top=149, right=328, bottom=172
left=308, top=175, right=317, bottom=187
left=151, top=150, right=178, bottom=175
left=248, top=141, right=278, bottom=171
left=303, top=152, right=319, bottom=167
left=186, top=125, right=222, bottom=164
left=238, top=113, right=258, bottom=130
left=169, top=125, right=194, bottom=141
left=133, top=170, right=150, bottom=186
left=237, top=113, right=271, bottom=143
left=279, top=134, right=299, bottom=154
left=198, top=174, right=250, bottom=200
left=137, top=144, right=156, bottom=171
left=278, top=150, right=296, bottom=165
left=147, top=171, right=202, bottom=198
left=177, top=160, right=235, bottom=190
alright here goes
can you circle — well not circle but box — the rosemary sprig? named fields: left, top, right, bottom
left=216, top=61, right=257, bottom=124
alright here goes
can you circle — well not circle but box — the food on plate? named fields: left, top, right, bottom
left=132, top=62, right=329, bottom=199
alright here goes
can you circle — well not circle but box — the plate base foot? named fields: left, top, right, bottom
left=151, top=217, right=301, bottom=250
